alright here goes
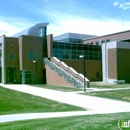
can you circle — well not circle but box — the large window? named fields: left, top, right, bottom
left=52, top=42, right=101, bottom=61
left=20, top=71, right=34, bottom=84
left=57, top=38, right=82, bottom=43
left=39, top=27, right=46, bottom=37
left=28, top=51, right=34, bottom=60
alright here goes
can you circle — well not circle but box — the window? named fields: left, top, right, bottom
left=0, top=50, right=1, bottom=56
left=96, top=41, right=99, bottom=45
left=28, top=51, right=34, bottom=60
left=90, top=42, right=93, bottom=45
left=52, top=41, right=101, bottom=61
left=101, top=40, right=105, bottom=43
left=9, top=54, right=14, bottom=60
left=39, top=27, right=46, bottom=37
left=106, top=39, right=110, bottom=43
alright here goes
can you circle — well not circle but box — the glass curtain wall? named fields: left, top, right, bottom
left=52, top=42, right=101, bottom=60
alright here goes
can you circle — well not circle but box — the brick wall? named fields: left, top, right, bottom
left=117, top=48, right=130, bottom=82
left=108, top=49, right=117, bottom=79
left=45, top=65, right=74, bottom=87
left=61, top=59, right=102, bottom=81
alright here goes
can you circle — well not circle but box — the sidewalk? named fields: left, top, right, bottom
left=0, top=110, right=123, bottom=123
left=1, top=84, right=130, bottom=123
left=1, top=84, right=130, bottom=112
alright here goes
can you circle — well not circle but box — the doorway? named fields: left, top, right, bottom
left=7, top=67, right=16, bottom=83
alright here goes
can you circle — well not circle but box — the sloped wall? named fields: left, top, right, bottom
left=45, top=65, right=74, bottom=87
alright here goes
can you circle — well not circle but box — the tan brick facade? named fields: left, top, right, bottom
left=6, top=37, right=20, bottom=83
left=117, top=48, right=130, bottom=82
left=108, top=49, right=117, bottom=79
left=61, top=59, right=102, bottom=81
left=83, top=31, right=130, bottom=45
left=45, top=65, right=74, bottom=87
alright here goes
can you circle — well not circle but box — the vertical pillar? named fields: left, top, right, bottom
left=102, top=42, right=108, bottom=83
left=1, top=35, right=6, bottom=84
left=43, top=27, right=48, bottom=58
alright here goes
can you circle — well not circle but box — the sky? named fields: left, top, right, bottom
left=0, top=0, right=130, bottom=37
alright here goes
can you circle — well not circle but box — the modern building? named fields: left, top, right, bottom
left=83, top=30, right=130, bottom=45
left=12, top=23, right=49, bottom=37
left=0, top=23, right=49, bottom=84
left=83, top=30, right=130, bottom=83
left=1, top=22, right=130, bottom=86
left=102, top=39, right=130, bottom=83
left=53, top=32, right=96, bottom=43
left=0, top=23, right=101, bottom=88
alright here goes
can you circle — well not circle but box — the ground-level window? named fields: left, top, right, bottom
left=20, top=71, right=34, bottom=84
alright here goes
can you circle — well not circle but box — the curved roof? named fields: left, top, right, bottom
left=12, top=23, right=49, bottom=37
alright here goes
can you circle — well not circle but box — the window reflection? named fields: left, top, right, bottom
left=52, top=42, right=101, bottom=60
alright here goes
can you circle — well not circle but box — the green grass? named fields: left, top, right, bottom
left=0, top=112, right=130, bottom=130
left=90, top=82, right=130, bottom=89
left=0, top=86, right=85, bottom=115
left=31, top=84, right=82, bottom=92
left=86, top=89, right=130, bottom=102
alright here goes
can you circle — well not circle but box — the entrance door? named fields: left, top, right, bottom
left=7, top=67, right=16, bottom=83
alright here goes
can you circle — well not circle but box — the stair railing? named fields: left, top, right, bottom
left=44, top=57, right=89, bottom=88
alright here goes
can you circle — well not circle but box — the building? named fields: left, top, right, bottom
left=53, top=32, right=96, bottom=43
left=83, top=30, right=130, bottom=83
left=0, top=23, right=102, bottom=87
left=0, top=23, right=48, bottom=84
left=83, top=30, right=130, bottom=45
left=1, top=22, right=130, bottom=86
left=102, top=39, right=130, bottom=83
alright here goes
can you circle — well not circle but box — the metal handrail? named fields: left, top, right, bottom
left=44, top=57, right=89, bottom=88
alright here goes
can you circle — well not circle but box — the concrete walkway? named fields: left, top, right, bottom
left=68, top=87, right=130, bottom=93
left=0, top=84, right=130, bottom=123
left=0, top=111, right=123, bottom=123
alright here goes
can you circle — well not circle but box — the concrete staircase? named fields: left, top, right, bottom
left=44, top=57, right=89, bottom=88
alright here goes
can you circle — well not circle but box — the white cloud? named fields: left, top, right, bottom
left=113, top=1, right=119, bottom=6
left=47, top=17, right=130, bottom=37
left=119, top=2, right=130, bottom=10
left=0, top=17, right=35, bottom=36
left=113, top=1, right=130, bottom=10
left=0, top=12, right=130, bottom=38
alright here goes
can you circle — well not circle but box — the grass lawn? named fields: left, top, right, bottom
left=0, top=86, right=85, bottom=115
left=31, top=84, right=82, bottom=92
left=0, top=112, right=130, bottom=130
left=90, top=82, right=130, bottom=89
left=86, top=89, right=130, bottom=102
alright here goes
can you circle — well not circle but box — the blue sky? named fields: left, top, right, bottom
left=0, top=0, right=130, bottom=36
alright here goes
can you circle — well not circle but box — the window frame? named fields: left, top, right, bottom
left=28, top=51, right=34, bottom=60
left=9, top=54, right=14, bottom=60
